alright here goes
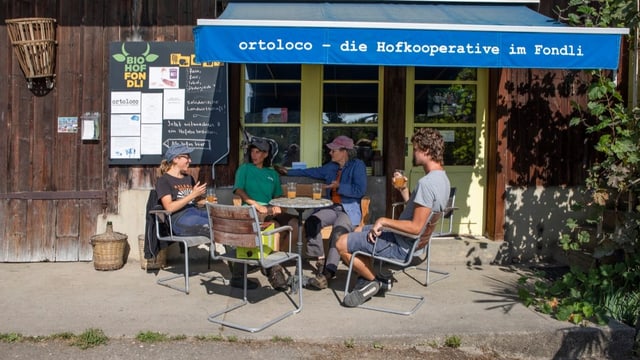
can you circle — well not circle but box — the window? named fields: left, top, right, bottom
left=322, top=65, right=380, bottom=166
left=242, top=64, right=301, bottom=165
left=412, top=68, right=478, bottom=166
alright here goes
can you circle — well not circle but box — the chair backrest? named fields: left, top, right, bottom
left=443, top=187, right=457, bottom=219
left=359, top=196, right=371, bottom=227
left=207, top=202, right=262, bottom=249
left=415, top=211, right=442, bottom=251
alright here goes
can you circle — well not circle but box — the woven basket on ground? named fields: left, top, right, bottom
left=90, top=222, right=127, bottom=271
left=138, top=234, right=167, bottom=271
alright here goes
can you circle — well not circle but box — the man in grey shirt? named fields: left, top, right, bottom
left=336, top=128, right=451, bottom=307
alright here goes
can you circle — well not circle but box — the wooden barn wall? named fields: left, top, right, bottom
left=0, top=0, right=234, bottom=262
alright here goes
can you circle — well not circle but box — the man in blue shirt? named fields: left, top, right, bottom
left=276, top=136, right=367, bottom=289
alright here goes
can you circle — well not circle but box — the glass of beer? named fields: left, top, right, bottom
left=312, top=183, right=323, bottom=200
left=206, top=187, right=217, bottom=203
left=287, top=182, right=297, bottom=199
left=393, top=170, right=407, bottom=188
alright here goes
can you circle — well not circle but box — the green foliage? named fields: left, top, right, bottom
left=72, top=328, right=108, bottom=349
left=136, top=331, right=169, bottom=343
left=443, top=335, right=461, bottom=348
left=518, top=0, right=640, bottom=333
left=0, top=332, right=23, bottom=342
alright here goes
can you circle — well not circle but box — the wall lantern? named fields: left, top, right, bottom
left=5, top=17, right=57, bottom=89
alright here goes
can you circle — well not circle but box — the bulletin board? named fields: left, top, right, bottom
left=108, top=41, right=229, bottom=165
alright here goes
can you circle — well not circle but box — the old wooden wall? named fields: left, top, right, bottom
left=0, top=0, right=239, bottom=262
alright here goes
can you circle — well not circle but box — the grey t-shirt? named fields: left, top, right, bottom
left=396, top=169, right=450, bottom=251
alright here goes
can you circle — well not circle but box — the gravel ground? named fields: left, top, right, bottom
left=1, top=338, right=524, bottom=360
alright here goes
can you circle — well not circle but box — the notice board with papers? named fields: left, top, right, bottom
left=108, top=41, right=229, bottom=165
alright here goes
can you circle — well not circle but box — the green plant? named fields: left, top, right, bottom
left=136, top=331, right=169, bottom=343
left=0, top=332, right=23, bottom=343
left=372, top=341, right=384, bottom=350
left=444, top=335, right=461, bottom=348
left=344, top=338, right=355, bottom=348
left=271, top=335, right=293, bottom=343
left=72, top=328, right=108, bottom=349
left=518, top=0, right=640, bottom=330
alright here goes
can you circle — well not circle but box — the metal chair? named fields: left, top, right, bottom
left=393, top=187, right=457, bottom=238
left=206, top=202, right=303, bottom=333
left=149, top=208, right=213, bottom=294
left=343, top=211, right=441, bottom=315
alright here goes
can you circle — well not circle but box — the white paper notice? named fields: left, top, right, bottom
left=163, top=89, right=185, bottom=120
left=111, top=137, right=141, bottom=159
left=141, top=124, right=163, bottom=155
left=111, top=114, right=141, bottom=136
left=141, top=93, right=163, bottom=124
left=82, top=120, right=95, bottom=140
left=111, top=91, right=141, bottom=114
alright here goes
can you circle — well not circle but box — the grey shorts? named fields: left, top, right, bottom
left=347, top=225, right=409, bottom=261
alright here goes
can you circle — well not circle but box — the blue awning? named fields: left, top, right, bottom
left=194, top=2, right=628, bottom=69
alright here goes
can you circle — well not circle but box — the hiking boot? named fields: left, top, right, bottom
left=343, top=279, right=380, bottom=307
left=267, top=265, right=288, bottom=291
left=307, top=273, right=328, bottom=290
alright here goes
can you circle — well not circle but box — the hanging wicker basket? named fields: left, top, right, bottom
left=90, top=222, right=128, bottom=271
left=5, top=17, right=57, bottom=88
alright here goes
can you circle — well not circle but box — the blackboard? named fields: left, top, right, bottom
left=108, top=42, right=229, bottom=165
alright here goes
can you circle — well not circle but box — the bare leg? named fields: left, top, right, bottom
left=336, top=233, right=375, bottom=281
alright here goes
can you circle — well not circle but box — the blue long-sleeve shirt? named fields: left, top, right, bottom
left=287, top=159, right=367, bottom=224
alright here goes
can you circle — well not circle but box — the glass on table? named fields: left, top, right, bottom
left=312, top=183, right=323, bottom=200
left=287, top=182, right=297, bottom=199
left=206, top=187, right=217, bottom=203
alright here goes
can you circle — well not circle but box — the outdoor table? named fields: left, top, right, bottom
left=269, top=196, right=333, bottom=289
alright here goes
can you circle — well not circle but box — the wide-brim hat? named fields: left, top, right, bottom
left=164, top=143, right=194, bottom=162
left=326, top=135, right=354, bottom=150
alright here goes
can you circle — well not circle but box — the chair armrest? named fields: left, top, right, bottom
left=263, top=225, right=293, bottom=236
left=382, top=226, right=419, bottom=239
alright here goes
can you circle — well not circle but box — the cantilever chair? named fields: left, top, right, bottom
left=149, top=208, right=214, bottom=294
left=344, top=211, right=442, bottom=315
left=393, top=187, right=457, bottom=238
left=206, top=202, right=303, bottom=333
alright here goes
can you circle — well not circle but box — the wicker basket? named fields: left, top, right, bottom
left=138, top=234, right=167, bottom=270
left=5, top=18, right=56, bottom=79
left=90, top=222, right=127, bottom=271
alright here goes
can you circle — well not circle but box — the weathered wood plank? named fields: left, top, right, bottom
left=54, top=200, right=80, bottom=261
left=28, top=199, right=56, bottom=261
left=3, top=199, right=28, bottom=261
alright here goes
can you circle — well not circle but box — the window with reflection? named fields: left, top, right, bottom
left=242, top=64, right=301, bottom=165
left=322, top=65, right=380, bottom=166
left=413, top=67, right=477, bottom=166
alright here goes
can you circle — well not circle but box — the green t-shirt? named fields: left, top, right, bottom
left=233, top=163, right=283, bottom=205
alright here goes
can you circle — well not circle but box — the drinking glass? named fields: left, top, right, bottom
left=206, top=187, right=217, bottom=203
left=393, top=169, right=407, bottom=188
left=312, top=183, right=323, bottom=200
left=287, top=182, right=297, bottom=199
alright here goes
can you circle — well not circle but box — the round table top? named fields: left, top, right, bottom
left=269, top=197, right=333, bottom=209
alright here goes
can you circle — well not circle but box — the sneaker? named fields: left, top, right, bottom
left=343, top=279, right=381, bottom=307
left=267, top=265, right=289, bottom=291
left=307, top=273, right=328, bottom=290
left=229, top=277, right=260, bottom=290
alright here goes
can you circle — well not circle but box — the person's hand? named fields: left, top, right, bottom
left=273, top=164, right=288, bottom=175
left=255, top=204, right=269, bottom=214
left=367, top=221, right=383, bottom=243
left=271, top=206, right=282, bottom=215
left=192, top=181, right=207, bottom=199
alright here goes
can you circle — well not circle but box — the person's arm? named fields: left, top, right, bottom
left=159, top=180, right=206, bottom=214
left=368, top=204, right=431, bottom=242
